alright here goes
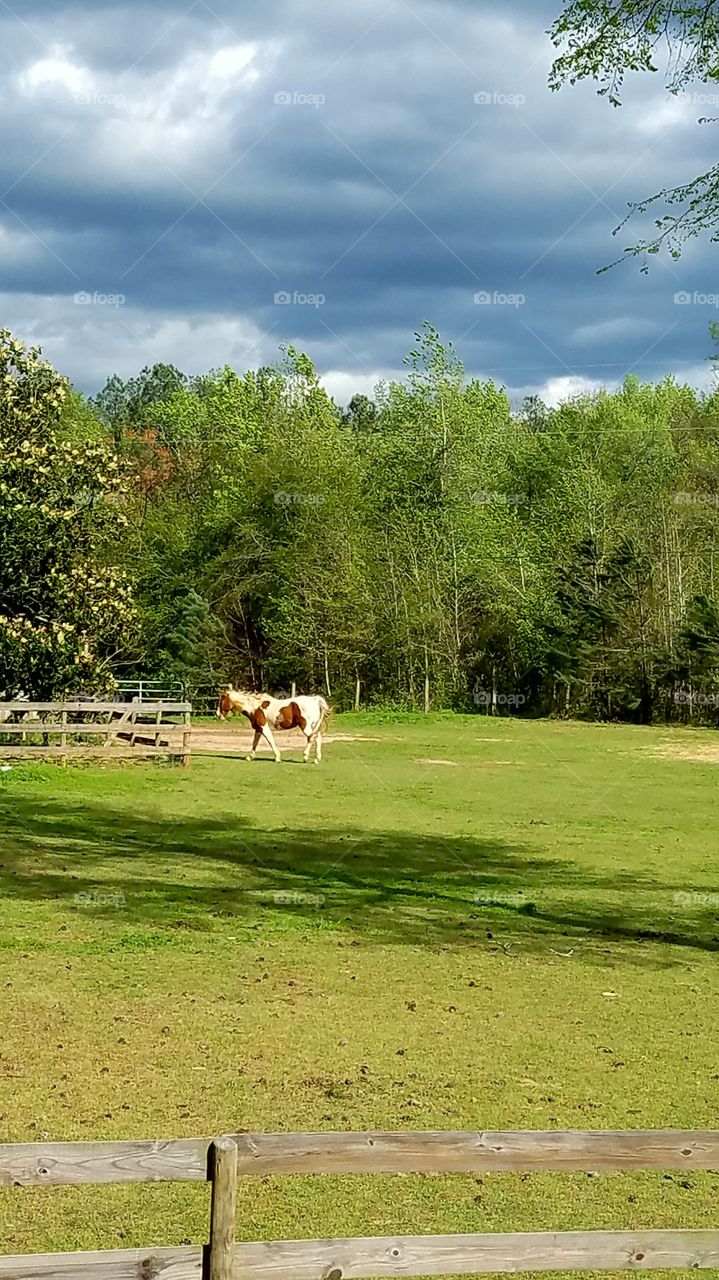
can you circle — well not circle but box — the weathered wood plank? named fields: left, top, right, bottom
left=0, top=1246, right=201, bottom=1278
left=115, top=734, right=179, bottom=747
left=0, top=702, right=190, bottom=714
left=230, top=1129, right=719, bottom=1175
left=106, top=703, right=136, bottom=751
left=0, top=724, right=185, bottom=735
left=3, top=1130, right=719, bottom=1187
left=4, top=1233, right=718, bottom=1280
left=0, top=746, right=185, bottom=759
left=0, top=1138, right=210, bottom=1186
left=228, top=1232, right=719, bottom=1278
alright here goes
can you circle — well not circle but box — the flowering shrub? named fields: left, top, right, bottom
left=0, top=330, right=136, bottom=697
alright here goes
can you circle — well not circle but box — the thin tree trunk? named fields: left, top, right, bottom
left=450, top=528, right=461, bottom=682
left=440, top=397, right=447, bottom=500
left=661, top=507, right=672, bottom=648
left=238, top=601, right=256, bottom=687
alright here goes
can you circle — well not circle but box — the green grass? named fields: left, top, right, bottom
left=0, top=713, right=718, bottom=1274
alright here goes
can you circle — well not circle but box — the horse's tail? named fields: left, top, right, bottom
left=318, top=695, right=331, bottom=726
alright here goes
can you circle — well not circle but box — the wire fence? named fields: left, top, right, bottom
left=114, top=678, right=186, bottom=702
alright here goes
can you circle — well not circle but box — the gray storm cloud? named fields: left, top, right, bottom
left=1, top=0, right=716, bottom=403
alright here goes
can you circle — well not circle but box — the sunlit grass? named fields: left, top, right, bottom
left=0, top=714, right=717, bottom=1275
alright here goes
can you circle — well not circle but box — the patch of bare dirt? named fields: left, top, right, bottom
left=650, top=742, right=719, bottom=764
left=326, top=733, right=382, bottom=743
left=414, top=756, right=516, bottom=768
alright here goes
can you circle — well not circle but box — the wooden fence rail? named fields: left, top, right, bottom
left=3, top=1129, right=719, bottom=1186
left=1, top=1130, right=718, bottom=1277
left=0, top=701, right=191, bottom=767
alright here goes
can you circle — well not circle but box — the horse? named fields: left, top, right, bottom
left=217, top=686, right=330, bottom=764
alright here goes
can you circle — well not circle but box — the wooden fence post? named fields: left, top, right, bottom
left=182, top=708, right=191, bottom=770
left=208, top=1136, right=237, bottom=1280
left=60, top=708, right=67, bottom=768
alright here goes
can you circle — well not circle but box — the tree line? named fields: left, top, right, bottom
left=2, top=324, right=719, bottom=724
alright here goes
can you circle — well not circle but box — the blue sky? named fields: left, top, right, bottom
left=2, top=0, right=717, bottom=405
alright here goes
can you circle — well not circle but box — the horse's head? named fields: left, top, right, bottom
left=217, top=685, right=236, bottom=719
left=217, top=686, right=258, bottom=719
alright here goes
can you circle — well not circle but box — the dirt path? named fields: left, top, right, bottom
left=192, top=727, right=381, bottom=755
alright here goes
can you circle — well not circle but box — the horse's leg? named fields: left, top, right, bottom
left=303, top=732, right=312, bottom=764
left=246, top=730, right=261, bottom=761
left=263, top=725, right=281, bottom=762
left=304, top=723, right=322, bottom=764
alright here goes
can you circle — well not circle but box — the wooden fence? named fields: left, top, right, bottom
left=0, top=701, right=191, bottom=767
left=1, top=1128, right=719, bottom=1277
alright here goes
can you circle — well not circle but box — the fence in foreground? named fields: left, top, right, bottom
left=0, top=700, right=191, bottom=766
left=1, top=1128, right=719, bottom=1277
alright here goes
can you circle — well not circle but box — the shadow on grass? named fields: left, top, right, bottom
left=0, top=790, right=716, bottom=962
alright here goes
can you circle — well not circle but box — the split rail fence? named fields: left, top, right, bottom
left=0, top=700, right=192, bottom=767
left=1, top=1128, right=719, bottom=1277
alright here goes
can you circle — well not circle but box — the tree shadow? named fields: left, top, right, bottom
left=0, top=791, right=717, bottom=963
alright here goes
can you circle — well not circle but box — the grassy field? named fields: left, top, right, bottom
left=0, top=712, right=718, bottom=1273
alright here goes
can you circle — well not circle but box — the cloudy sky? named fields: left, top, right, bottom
left=2, top=0, right=717, bottom=406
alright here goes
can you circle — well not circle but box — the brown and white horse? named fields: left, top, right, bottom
left=217, top=686, right=330, bottom=764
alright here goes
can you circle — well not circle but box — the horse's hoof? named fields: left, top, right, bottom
left=245, top=755, right=254, bottom=762
left=274, top=756, right=281, bottom=763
